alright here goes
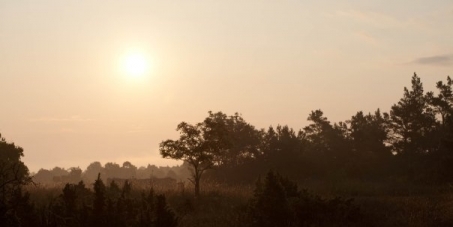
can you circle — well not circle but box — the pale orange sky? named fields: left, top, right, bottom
left=1, top=0, right=452, bottom=172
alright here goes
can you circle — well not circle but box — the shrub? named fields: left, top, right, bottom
left=247, top=170, right=365, bottom=227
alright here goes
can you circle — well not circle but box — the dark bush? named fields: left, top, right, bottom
left=247, top=170, right=366, bottom=227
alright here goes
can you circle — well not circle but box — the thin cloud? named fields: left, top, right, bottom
left=354, top=31, right=378, bottom=45
left=126, top=125, right=151, bottom=134
left=127, top=129, right=151, bottom=134
left=335, top=9, right=424, bottom=30
left=413, top=54, right=453, bottom=66
left=336, top=9, right=402, bottom=28
left=29, top=115, right=93, bottom=122
left=59, top=128, right=76, bottom=133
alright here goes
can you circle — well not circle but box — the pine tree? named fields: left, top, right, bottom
left=389, top=73, right=437, bottom=155
left=92, top=173, right=106, bottom=226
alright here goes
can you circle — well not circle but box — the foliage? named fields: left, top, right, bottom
left=160, top=111, right=261, bottom=196
left=247, top=171, right=364, bottom=227
left=160, top=121, right=214, bottom=196
left=389, top=73, right=437, bottom=155
left=26, top=177, right=179, bottom=227
left=0, top=134, right=32, bottom=226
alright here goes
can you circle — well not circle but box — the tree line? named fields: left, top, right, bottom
left=161, top=73, right=453, bottom=195
left=32, top=161, right=191, bottom=185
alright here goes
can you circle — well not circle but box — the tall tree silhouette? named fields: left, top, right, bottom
left=349, top=110, right=391, bottom=157
left=202, top=111, right=262, bottom=166
left=92, top=173, right=106, bottom=225
left=260, top=125, right=304, bottom=178
left=303, top=110, right=353, bottom=176
left=303, top=110, right=333, bottom=155
left=0, top=134, right=31, bottom=226
left=389, top=73, right=437, bottom=155
left=160, top=121, right=213, bottom=196
left=83, top=161, right=104, bottom=183
left=428, top=76, right=453, bottom=125
left=160, top=111, right=259, bottom=196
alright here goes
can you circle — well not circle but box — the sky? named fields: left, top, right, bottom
left=0, top=0, right=452, bottom=173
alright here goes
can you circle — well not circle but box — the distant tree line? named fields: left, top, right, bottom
left=32, top=161, right=191, bottom=185
left=161, top=73, right=453, bottom=195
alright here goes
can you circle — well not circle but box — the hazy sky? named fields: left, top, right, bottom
left=1, top=0, right=452, bottom=172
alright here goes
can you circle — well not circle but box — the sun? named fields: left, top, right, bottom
left=122, top=52, right=149, bottom=78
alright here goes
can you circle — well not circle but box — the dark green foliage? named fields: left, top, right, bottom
left=248, top=171, right=364, bottom=227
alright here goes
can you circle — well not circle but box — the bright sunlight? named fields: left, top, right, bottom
left=122, top=52, right=149, bottom=78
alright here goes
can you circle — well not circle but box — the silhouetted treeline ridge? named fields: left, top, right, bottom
left=161, top=73, right=453, bottom=190
left=32, top=161, right=191, bottom=185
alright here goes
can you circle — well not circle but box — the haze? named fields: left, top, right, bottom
left=0, top=0, right=452, bottom=172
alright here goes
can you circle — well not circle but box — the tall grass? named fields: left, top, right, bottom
left=22, top=179, right=453, bottom=227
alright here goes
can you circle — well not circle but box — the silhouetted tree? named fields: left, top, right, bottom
left=138, top=189, right=154, bottom=227
left=260, top=125, right=305, bottom=178
left=160, top=120, right=211, bottom=196
left=347, top=110, right=392, bottom=178
left=304, top=110, right=334, bottom=155
left=428, top=76, right=453, bottom=125
left=62, top=183, right=77, bottom=216
left=389, top=73, right=437, bottom=155
left=349, top=110, right=390, bottom=156
left=121, top=161, right=137, bottom=179
left=92, top=173, right=106, bottom=225
left=202, top=111, right=262, bottom=166
left=104, top=162, right=121, bottom=179
left=303, top=110, right=353, bottom=177
left=32, top=168, right=53, bottom=184
left=160, top=121, right=213, bottom=196
left=154, top=194, right=178, bottom=227
left=67, top=167, right=82, bottom=183
left=248, top=171, right=292, bottom=227
left=0, top=134, right=31, bottom=226
left=161, top=111, right=263, bottom=196
left=83, top=161, right=104, bottom=183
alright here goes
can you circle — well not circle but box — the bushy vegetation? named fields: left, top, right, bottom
left=246, top=170, right=364, bottom=227
left=6, top=172, right=453, bottom=227
left=8, top=177, right=178, bottom=227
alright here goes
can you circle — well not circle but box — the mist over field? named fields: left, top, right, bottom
left=1, top=0, right=453, bottom=226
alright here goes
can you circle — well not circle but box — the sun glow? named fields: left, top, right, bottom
left=122, top=52, right=150, bottom=78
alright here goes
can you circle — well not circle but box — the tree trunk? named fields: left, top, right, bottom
left=192, top=165, right=202, bottom=197
left=194, top=177, right=200, bottom=197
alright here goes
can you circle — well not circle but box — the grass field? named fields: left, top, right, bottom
left=24, top=179, right=453, bottom=227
